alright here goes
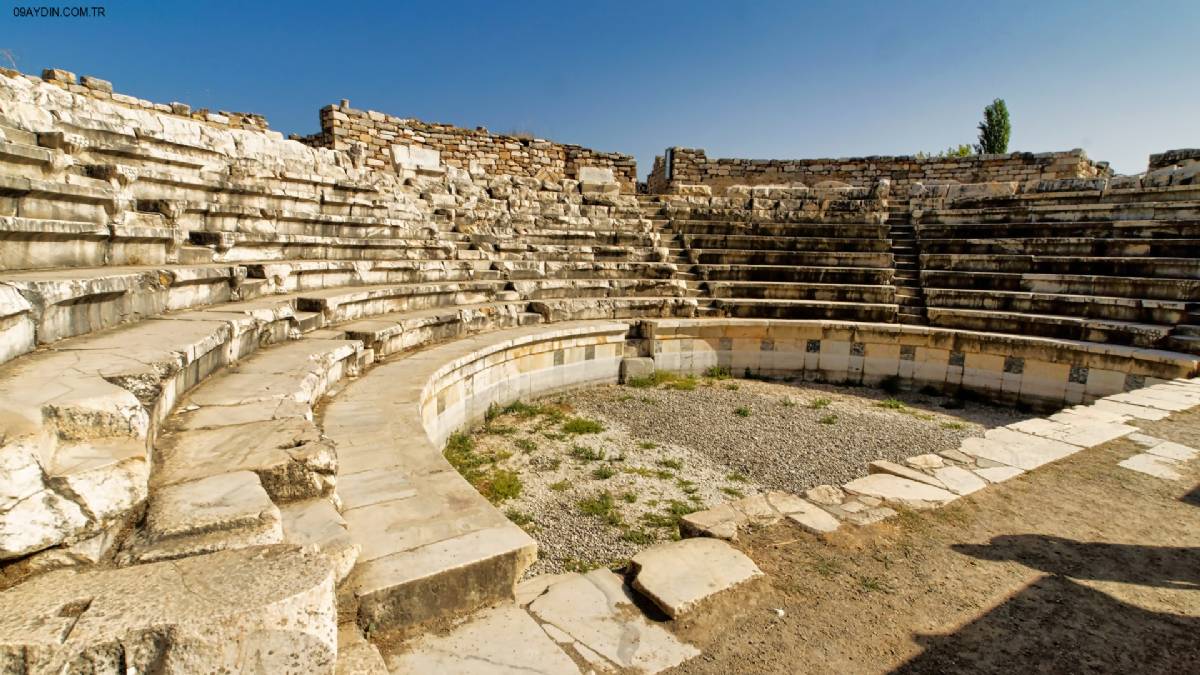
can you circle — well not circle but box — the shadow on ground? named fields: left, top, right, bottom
left=891, top=535, right=1200, bottom=674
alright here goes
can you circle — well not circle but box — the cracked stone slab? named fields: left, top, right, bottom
left=630, top=538, right=764, bottom=619
left=681, top=491, right=838, bottom=540
left=973, top=466, right=1025, bottom=483
left=868, top=460, right=947, bottom=489
left=932, top=466, right=988, bottom=495
left=1008, top=415, right=1136, bottom=448
left=0, top=545, right=336, bottom=673
left=132, top=470, right=282, bottom=563
left=528, top=569, right=699, bottom=673
left=959, top=428, right=1082, bottom=471
left=336, top=623, right=388, bottom=675
left=281, top=498, right=359, bottom=584
left=386, top=604, right=579, bottom=674
left=842, top=474, right=958, bottom=509
left=154, top=418, right=336, bottom=501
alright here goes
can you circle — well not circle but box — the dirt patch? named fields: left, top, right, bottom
left=664, top=409, right=1200, bottom=674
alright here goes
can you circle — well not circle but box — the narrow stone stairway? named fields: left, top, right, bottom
left=889, top=216, right=928, bottom=325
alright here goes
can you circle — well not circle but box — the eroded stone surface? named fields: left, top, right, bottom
left=0, top=545, right=337, bottom=673
left=631, top=538, right=763, bottom=618
left=842, top=474, right=958, bottom=509
left=386, top=604, right=580, bottom=674
left=528, top=569, right=699, bottom=672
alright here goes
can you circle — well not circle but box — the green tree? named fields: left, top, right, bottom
left=975, top=99, right=1011, bottom=155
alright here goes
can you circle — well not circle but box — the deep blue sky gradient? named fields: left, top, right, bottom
left=3, top=0, right=1196, bottom=176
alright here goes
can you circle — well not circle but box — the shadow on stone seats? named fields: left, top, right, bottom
left=889, top=536, right=1200, bottom=674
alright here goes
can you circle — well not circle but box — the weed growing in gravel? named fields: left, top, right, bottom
left=577, top=491, right=622, bottom=525
left=549, top=479, right=571, bottom=492
left=478, top=469, right=523, bottom=504
left=876, top=398, right=906, bottom=410
left=621, top=466, right=656, bottom=478
left=570, top=445, right=605, bottom=462
left=720, top=486, right=745, bottom=498
left=542, top=431, right=566, bottom=441
left=780, top=396, right=796, bottom=407
left=444, top=433, right=490, bottom=484
left=734, top=406, right=751, bottom=417
left=618, top=394, right=634, bottom=402
left=819, top=414, right=838, bottom=425
left=638, top=441, right=658, bottom=450
left=627, top=371, right=696, bottom=391
left=505, top=509, right=534, bottom=528
left=676, top=478, right=699, bottom=495
left=563, top=417, right=604, bottom=434
left=639, top=396, right=655, bottom=405
left=726, top=471, right=749, bottom=482
left=665, top=376, right=697, bottom=391
left=704, top=366, right=732, bottom=380
left=530, top=456, right=562, bottom=472
left=640, top=500, right=699, bottom=532
left=654, top=468, right=675, bottom=479
left=485, top=425, right=517, bottom=435
left=940, top=421, right=966, bottom=430
left=656, top=458, right=683, bottom=470
left=621, top=528, right=655, bottom=545
left=808, top=397, right=832, bottom=409
left=514, top=438, right=537, bottom=452
left=591, top=465, right=617, bottom=480
left=725, top=383, right=740, bottom=391
left=620, top=491, right=638, bottom=503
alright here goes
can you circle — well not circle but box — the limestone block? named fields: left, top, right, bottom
left=842, top=474, right=957, bottom=509
left=1118, top=453, right=1183, bottom=480
left=868, top=460, right=948, bottom=489
left=391, top=144, right=440, bottom=170
left=528, top=569, right=699, bottom=671
left=576, top=166, right=614, bottom=184
left=0, top=545, right=337, bottom=673
left=386, top=604, right=579, bottom=674
left=931, top=466, right=988, bottom=495
left=281, top=498, right=359, bottom=583
left=630, top=538, right=763, bottom=619
left=132, top=471, right=283, bottom=562
left=959, top=428, right=1081, bottom=470
left=804, top=484, right=845, bottom=505
left=336, top=624, right=388, bottom=675
left=620, top=356, right=655, bottom=383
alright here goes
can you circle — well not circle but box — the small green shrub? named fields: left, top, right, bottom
left=656, top=458, right=683, bottom=470
left=621, top=528, right=655, bottom=545
left=734, top=406, right=751, bottom=417
left=570, top=445, right=605, bottom=462
left=704, top=366, right=732, bottom=380
left=514, top=438, right=537, bottom=452
left=808, top=397, right=832, bottom=409
left=563, top=417, right=604, bottom=434
left=780, top=397, right=796, bottom=408
left=578, top=491, right=622, bottom=525
left=480, top=469, right=523, bottom=503
left=505, top=509, right=534, bottom=527
left=591, top=465, right=616, bottom=480
left=725, top=383, right=740, bottom=391
left=549, top=479, right=571, bottom=492
left=876, top=399, right=905, bottom=410
left=620, top=491, right=638, bottom=503
left=720, top=486, right=745, bottom=498
left=819, top=414, right=838, bottom=425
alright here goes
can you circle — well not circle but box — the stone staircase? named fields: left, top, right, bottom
left=889, top=216, right=928, bottom=325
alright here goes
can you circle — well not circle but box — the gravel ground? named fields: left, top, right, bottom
left=463, top=376, right=1029, bottom=577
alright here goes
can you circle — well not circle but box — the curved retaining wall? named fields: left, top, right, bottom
left=638, top=319, right=1200, bottom=411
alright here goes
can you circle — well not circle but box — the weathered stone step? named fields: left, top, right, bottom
left=926, top=307, right=1173, bottom=347
left=0, top=545, right=338, bottom=673
left=923, top=288, right=1192, bottom=325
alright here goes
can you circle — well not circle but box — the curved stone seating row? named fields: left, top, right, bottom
left=639, top=318, right=1199, bottom=410
left=322, top=321, right=628, bottom=632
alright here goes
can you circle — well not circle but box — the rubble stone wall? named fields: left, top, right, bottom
left=649, top=147, right=1112, bottom=194
left=298, top=103, right=638, bottom=192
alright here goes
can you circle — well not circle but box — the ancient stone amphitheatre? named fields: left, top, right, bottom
left=0, top=67, right=1198, bottom=673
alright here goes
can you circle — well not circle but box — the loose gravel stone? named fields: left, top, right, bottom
left=466, top=377, right=1028, bottom=577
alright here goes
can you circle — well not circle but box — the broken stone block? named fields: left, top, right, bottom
left=1118, top=453, right=1183, bottom=480
left=386, top=604, right=579, bottom=674
left=804, top=484, right=845, bottom=505
left=842, top=474, right=958, bottom=509
left=132, top=471, right=283, bottom=562
left=528, top=569, right=698, bottom=671
left=0, top=545, right=336, bottom=673
left=868, top=460, right=948, bottom=489
left=630, top=538, right=763, bottom=618
left=932, top=466, right=988, bottom=496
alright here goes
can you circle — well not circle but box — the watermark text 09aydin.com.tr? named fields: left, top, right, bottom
left=12, top=5, right=107, bottom=18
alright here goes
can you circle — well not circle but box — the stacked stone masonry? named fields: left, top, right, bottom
left=1, top=65, right=1200, bottom=672
left=648, top=146, right=1113, bottom=194
left=298, top=103, right=639, bottom=192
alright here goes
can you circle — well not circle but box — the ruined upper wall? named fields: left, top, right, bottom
left=297, top=103, right=638, bottom=192
left=648, top=147, right=1112, bottom=194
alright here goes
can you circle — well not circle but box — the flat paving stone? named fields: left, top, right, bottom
left=386, top=604, right=579, bottom=675
left=631, top=538, right=764, bottom=618
left=842, top=474, right=958, bottom=509
left=932, top=466, right=988, bottom=495
left=528, top=569, right=699, bottom=673
left=1118, top=453, right=1184, bottom=480
left=868, top=460, right=948, bottom=489
left=960, top=428, right=1081, bottom=471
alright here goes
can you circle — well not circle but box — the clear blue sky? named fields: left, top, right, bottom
left=3, top=0, right=1196, bottom=176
